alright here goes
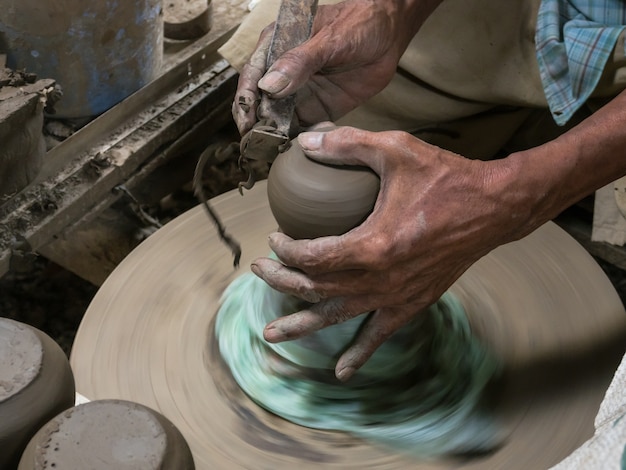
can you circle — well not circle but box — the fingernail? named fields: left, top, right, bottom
left=299, top=132, right=323, bottom=151
left=268, top=233, right=280, bottom=248
left=250, top=263, right=260, bottom=276
left=263, top=323, right=283, bottom=343
left=336, top=366, right=356, bottom=382
left=258, top=71, right=289, bottom=95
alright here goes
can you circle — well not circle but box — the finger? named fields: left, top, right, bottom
left=251, top=257, right=324, bottom=303
left=263, top=294, right=387, bottom=343
left=257, top=31, right=335, bottom=98
left=233, top=31, right=273, bottom=134
left=298, top=127, right=412, bottom=174
left=335, top=305, right=420, bottom=381
left=268, top=232, right=364, bottom=273
left=232, top=90, right=259, bottom=136
left=250, top=257, right=390, bottom=302
left=268, top=231, right=388, bottom=274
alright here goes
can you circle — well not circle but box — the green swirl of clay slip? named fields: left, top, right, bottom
left=215, top=270, right=502, bottom=458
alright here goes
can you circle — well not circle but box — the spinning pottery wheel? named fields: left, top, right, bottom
left=71, top=181, right=626, bottom=469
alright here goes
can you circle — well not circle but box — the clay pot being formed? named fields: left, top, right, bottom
left=267, top=137, right=380, bottom=239
left=18, top=399, right=195, bottom=470
left=0, top=318, right=75, bottom=469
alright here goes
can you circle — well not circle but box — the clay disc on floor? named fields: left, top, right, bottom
left=70, top=181, right=626, bottom=469
left=18, top=399, right=194, bottom=470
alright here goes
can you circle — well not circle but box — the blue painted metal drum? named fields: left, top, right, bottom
left=0, top=0, right=163, bottom=118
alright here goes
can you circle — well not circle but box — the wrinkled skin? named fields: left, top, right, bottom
left=233, top=0, right=523, bottom=382
left=232, top=0, right=626, bottom=381
left=250, top=127, right=532, bottom=381
left=233, top=0, right=431, bottom=135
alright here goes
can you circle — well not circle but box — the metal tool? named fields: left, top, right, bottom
left=238, top=0, right=318, bottom=190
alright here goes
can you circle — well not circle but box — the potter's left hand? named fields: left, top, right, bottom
left=251, top=126, right=538, bottom=381
left=233, top=0, right=440, bottom=136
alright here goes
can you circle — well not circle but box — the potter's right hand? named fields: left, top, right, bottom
left=250, top=126, right=541, bottom=381
left=233, top=0, right=441, bottom=135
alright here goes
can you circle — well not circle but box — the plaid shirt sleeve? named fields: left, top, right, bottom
left=535, top=0, right=626, bottom=126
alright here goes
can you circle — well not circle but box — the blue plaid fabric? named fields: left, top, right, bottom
left=536, top=0, right=626, bottom=125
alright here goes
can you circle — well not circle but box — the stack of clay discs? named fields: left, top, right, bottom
left=0, top=318, right=75, bottom=469
left=1, top=317, right=195, bottom=469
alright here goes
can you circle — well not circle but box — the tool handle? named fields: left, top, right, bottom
left=267, top=0, right=318, bottom=66
left=262, top=0, right=318, bottom=136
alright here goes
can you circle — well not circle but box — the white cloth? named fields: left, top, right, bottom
left=550, top=352, right=626, bottom=469
left=593, top=181, right=626, bottom=246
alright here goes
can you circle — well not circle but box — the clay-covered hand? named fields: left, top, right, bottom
left=233, top=0, right=437, bottom=135
left=251, top=126, right=538, bottom=381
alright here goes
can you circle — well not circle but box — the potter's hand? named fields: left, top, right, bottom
left=251, top=126, right=533, bottom=381
left=233, top=0, right=438, bottom=135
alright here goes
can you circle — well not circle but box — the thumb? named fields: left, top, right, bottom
left=258, top=36, right=330, bottom=98
left=298, top=127, right=384, bottom=172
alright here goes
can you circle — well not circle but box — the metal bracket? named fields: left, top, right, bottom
left=240, top=123, right=290, bottom=163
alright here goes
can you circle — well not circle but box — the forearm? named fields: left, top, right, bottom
left=505, top=90, right=626, bottom=238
